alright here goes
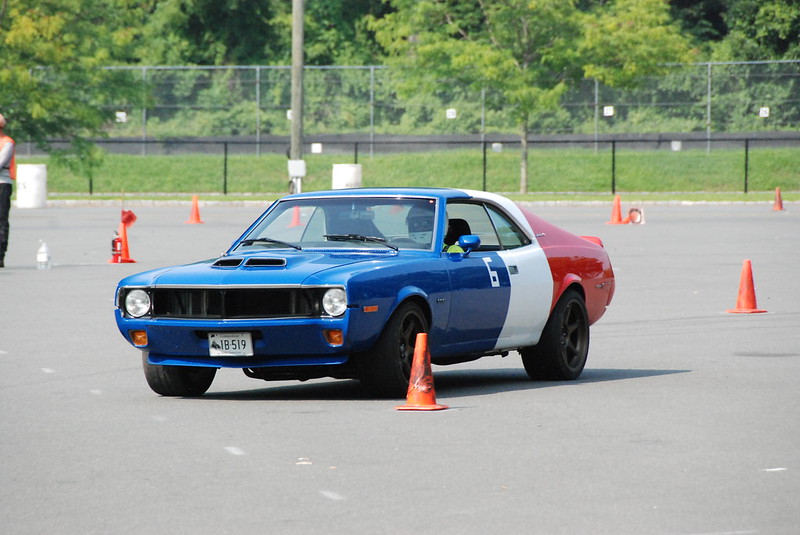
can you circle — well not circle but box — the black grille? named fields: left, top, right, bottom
left=148, top=288, right=323, bottom=319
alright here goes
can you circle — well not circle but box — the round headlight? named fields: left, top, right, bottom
left=125, top=289, right=151, bottom=318
left=322, top=288, right=347, bottom=317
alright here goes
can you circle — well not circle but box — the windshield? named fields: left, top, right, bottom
left=238, top=196, right=439, bottom=251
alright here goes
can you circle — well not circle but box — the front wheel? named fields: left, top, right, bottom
left=142, top=352, right=217, bottom=396
left=521, top=289, right=589, bottom=381
left=358, top=301, right=429, bottom=398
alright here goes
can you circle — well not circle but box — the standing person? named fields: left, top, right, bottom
left=0, top=113, right=16, bottom=268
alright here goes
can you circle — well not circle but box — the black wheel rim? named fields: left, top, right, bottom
left=560, top=301, right=587, bottom=370
left=397, top=311, right=424, bottom=377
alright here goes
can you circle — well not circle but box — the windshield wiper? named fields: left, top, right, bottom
left=324, top=234, right=398, bottom=251
left=238, top=237, right=302, bottom=250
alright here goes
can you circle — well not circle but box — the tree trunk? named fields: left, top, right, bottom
left=519, top=119, right=529, bottom=194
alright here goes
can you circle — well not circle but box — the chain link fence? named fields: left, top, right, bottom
left=99, top=61, right=800, bottom=145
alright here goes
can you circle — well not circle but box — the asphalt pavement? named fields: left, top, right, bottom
left=1, top=199, right=798, bottom=534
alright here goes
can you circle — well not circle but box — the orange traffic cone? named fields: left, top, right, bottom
left=395, top=333, right=448, bottom=411
left=726, top=259, right=766, bottom=314
left=119, top=222, right=136, bottom=263
left=606, top=195, right=631, bottom=224
left=185, top=195, right=204, bottom=224
left=772, top=187, right=784, bottom=211
left=288, top=206, right=302, bottom=227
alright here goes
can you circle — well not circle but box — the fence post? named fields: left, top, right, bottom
left=141, top=67, right=148, bottom=157
left=369, top=66, right=375, bottom=158
left=256, top=67, right=261, bottom=157
left=354, top=142, right=359, bottom=164
left=611, top=140, right=617, bottom=194
left=706, top=62, right=712, bottom=154
left=743, top=138, right=749, bottom=194
left=594, top=78, right=599, bottom=154
left=223, top=142, right=228, bottom=194
left=482, top=141, right=487, bottom=191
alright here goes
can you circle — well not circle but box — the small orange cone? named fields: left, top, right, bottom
left=185, top=195, right=204, bottom=224
left=288, top=206, right=302, bottom=227
left=118, top=222, right=136, bottom=263
left=395, top=333, right=448, bottom=411
left=606, top=195, right=631, bottom=224
left=726, top=259, right=766, bottom=314
left=772, top=187, right=784, bottom=211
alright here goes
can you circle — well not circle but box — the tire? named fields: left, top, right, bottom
left=521, top=289, right=589, bottom=381
left=358, top=301, right=429, bottom=398
left=141, top=352, right=217, bottom=396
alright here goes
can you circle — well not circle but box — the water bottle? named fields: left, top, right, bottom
left=37, top=241, right=51, bottom=270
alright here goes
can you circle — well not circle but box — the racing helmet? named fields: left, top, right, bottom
left=406, top=202, right=435, bottom=244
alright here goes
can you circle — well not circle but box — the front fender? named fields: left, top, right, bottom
left=344, top=282, right=439, bottom=353
left=394, top=285, right=429, bottom=310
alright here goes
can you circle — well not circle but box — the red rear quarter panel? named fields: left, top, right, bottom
left=518, top=207, right=615, bottom=325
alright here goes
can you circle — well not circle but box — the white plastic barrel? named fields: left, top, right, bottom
left=331, top=164, right=362, bottom=189
left=16, top=164, right=48, bottom=208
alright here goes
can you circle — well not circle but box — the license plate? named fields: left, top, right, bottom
left=208, top=332, right=253, bottom=357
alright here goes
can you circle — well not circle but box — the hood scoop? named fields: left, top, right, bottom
left=212, top=257, right=288, bottom=268
left=212, top=258, right=243, bottom=268
left=244, top=257, right=287, bottom=267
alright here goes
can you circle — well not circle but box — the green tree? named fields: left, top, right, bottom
left=581, top=0, right=697, bottom=86
left=371, top=0, right=583, bottom=193
left=137, top=0, right=391, bottom=66
left=372, top=0, right=693, bottom=193
left=0, top=0, right=146, bottom=177
left=669, top=0, right=728, bottom=46
left=136, top=0, right=281, bottom=65
left=711, top=0, right=800, bottom=60
left=270, top=0, right=392, bottom=65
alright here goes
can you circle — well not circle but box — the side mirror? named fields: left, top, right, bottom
left=458, top=234, right=480, bottom=255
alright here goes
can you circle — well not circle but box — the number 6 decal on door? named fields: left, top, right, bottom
left=482, top=257, right=500, bottom=288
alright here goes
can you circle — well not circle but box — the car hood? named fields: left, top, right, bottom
left=118, top=251, right=415, bottom=288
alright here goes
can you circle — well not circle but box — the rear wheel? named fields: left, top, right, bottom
left=358, top=301, right=428, bottom=398
left=521, top=289, right=589, bottom=380
left=142, top=352, right=217, bottom=396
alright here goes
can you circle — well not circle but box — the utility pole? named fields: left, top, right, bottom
left=288, top=0, right=305, bottom=193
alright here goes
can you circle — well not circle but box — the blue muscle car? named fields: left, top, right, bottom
left=114, top=188, right=615, bottom=397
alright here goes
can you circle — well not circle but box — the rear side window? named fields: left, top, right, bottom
left=486, top=205, right=530, bottom=249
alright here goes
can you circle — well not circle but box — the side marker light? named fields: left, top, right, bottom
left=130, top=330, right=148, bottom=347
left=323, top=329, right=343, bottom=346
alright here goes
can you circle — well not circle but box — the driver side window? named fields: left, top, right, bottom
left=445, top=201, right=530, bottom=250
left=445, top=202, right=500, bottom=250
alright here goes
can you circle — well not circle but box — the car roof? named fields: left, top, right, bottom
left=283, top=187, right=495, bottom=203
